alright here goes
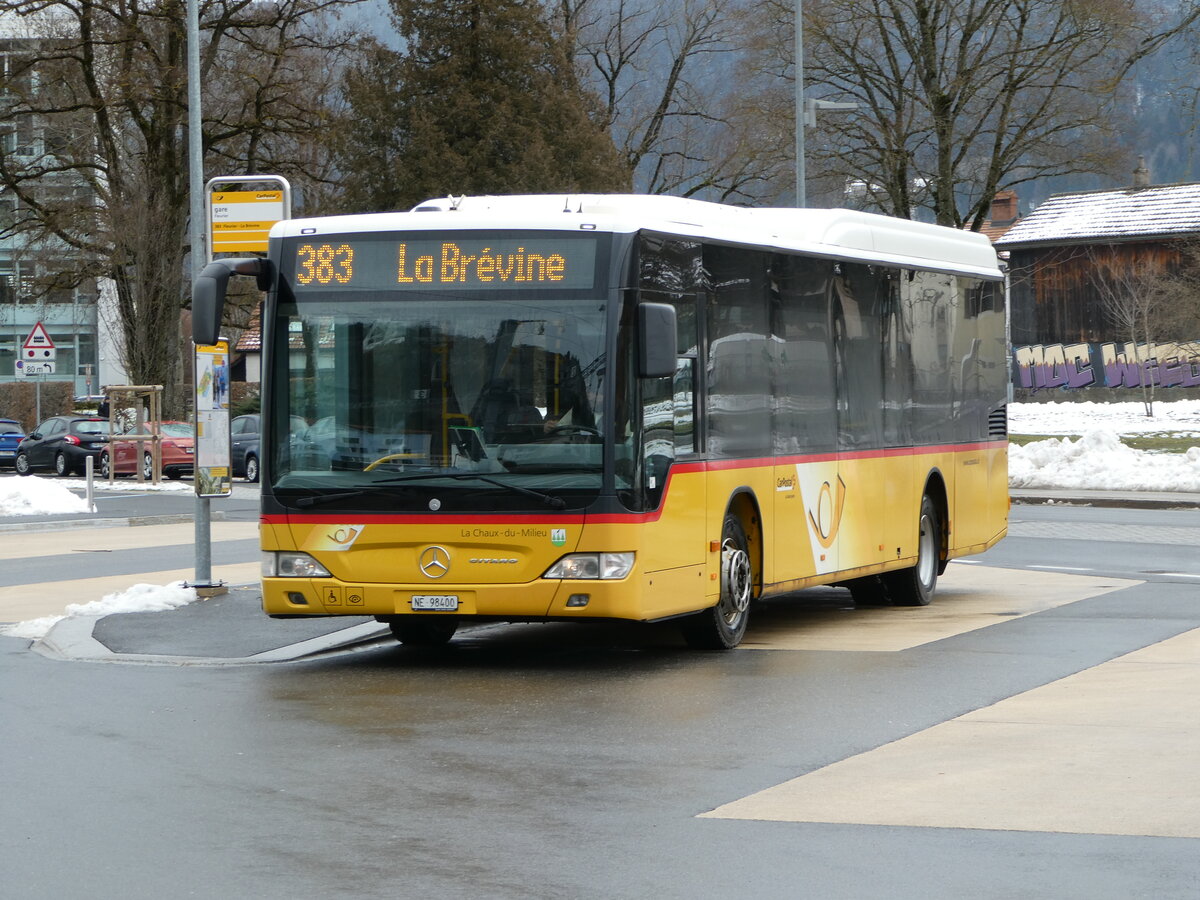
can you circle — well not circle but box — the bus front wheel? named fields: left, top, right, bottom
left=884, top=495, right=941, bottom=606
left=680, top=514, right=753, bottom=650
left=388, top=616, right=459, bottom=647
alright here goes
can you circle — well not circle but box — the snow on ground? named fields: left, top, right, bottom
left=1008, top=399, right=1200, bottom=492
left=0, top=476, right=199, bottom=639
left=0, top=474, right=190, bottom=517
left=1008, top=398, right=1200, bottom=438
left=0, top=475, right=92, bottom=515
left=3, top=582, right=197, bottom=641
left=2, top=398, right=1200, bottom=640
left=1010, top=430, right=1200, bottom=492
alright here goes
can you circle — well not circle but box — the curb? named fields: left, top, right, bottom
left=1010, top=490, right=1200, bottom=510
left=31, top=615, right=392, bottom=666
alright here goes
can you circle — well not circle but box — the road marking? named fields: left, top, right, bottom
left=741, top=564, right=1137, bottom=652
left=703, top=626, right=1200, bottom=838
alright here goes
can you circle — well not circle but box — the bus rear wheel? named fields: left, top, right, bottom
left=680, top=514, right=752, bottom=650
left=884, top=494, right=941, bottom=606
left=388, top=616, right=459, bottom=647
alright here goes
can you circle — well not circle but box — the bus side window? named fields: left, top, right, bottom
left=642, top=371, right=673, bottom=508
left=673, top=357, right=695, bottom=455
left=641, top=356, right=694, bottom=509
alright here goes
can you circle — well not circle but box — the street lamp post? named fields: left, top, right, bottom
left=795, top=0, right=805, bottom=207
left=796, top=0, right=857, bottom=208
left=187, top=0, right=217, bottom=594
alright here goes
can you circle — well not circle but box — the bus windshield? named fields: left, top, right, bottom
left=269, top=234, right=611, bottom=511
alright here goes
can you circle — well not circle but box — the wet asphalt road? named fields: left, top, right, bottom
left=2, top=498, right=1200, bottom=898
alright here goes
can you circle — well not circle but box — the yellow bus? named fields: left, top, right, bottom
left=193, top=194, right=1008, bottom=649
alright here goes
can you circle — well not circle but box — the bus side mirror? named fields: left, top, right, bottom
left=638, top=302, right=677, bottom=379
left=192, top=257, right=274, bottom=345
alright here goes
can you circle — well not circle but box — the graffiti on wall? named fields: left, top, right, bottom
left=1014, top=341, right=1200, bottom=390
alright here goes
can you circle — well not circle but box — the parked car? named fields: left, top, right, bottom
left=0, top=418, right=24, bottom=467
left=101, top=421, right=195, bottom=480
left=230, top=413, right=260, bottom=482
left=15, top=415, right=112, bottom=476
left=229, top=414, right=309, bottom=482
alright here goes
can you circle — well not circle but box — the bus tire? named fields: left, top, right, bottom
left=389, top=616, right=458, bottom=647
left=884, top=494, right=940, bottom=606
left=680, top=514, right=752, bottom=650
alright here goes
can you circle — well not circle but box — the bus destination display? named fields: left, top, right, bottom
left=290, top=236, right=598, bottom=292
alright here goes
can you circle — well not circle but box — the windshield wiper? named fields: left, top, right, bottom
left=373, top=471, right=567, bottom=510
left=293, top=489, right=367, bottom=509
left=465, top=475, right=567, bottom=510
left=287, top=473, right=567, bottom=511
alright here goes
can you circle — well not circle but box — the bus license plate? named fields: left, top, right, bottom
left=411, top=595, right=459, bottom=611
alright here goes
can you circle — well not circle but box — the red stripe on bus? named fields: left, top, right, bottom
left=261, top=512, right=589, bottom=526
left=264, top=441, right=1005, bottom=527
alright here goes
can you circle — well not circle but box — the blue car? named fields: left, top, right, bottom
left=0, top=418, right=24, bottom=467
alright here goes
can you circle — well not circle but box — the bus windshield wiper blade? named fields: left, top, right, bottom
left=291, top=482, right=445, bottom=509
left=373, top=471, right=567, bottom=509
left=470, top=475, right=567, bottom=510
left=293, top=489, right=366, bottom=508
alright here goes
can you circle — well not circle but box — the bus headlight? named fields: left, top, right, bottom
left=544, top=552, right=634, bottom=580
left=263, top=551, right=332, bottom=578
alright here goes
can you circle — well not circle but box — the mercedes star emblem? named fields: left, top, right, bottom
left=419, top=545, right=451, bottom=579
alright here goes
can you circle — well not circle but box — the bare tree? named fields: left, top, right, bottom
left=1155, top=238, right=1200, bottom=336
left=556, top=0, right=769, bottom=201
left=738, top=0, right=1200, bottom=222
left=1088, top=245, right=1175, bottom=415
left=0, top=1, right=357, bottom=414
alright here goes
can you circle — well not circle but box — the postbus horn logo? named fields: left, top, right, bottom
left=419, top=546, right=451, bottom=579
left=807, top=475, right=847, bottom=550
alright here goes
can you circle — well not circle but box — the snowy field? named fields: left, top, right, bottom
left=1008, top=398, right=1200, bottom=439
left=1008, top=399, right=1200, bottom=493
left=2, top=398, right=1199, bottom=639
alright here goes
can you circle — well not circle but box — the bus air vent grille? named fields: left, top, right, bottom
left=988, top=405, right=1008, bottom=439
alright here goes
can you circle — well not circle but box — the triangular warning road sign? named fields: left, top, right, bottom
left=23, top=322, right=54, bottom=349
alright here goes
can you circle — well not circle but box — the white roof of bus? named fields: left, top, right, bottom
left=272, top=194, right=1002, bottom=280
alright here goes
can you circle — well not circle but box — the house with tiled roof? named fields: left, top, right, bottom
left=995, top=163, right=1200, bottom=395
left=231, top=304, right=337, bottom=386
left=975, top=190, right=1021, bottom=243
left=233, top=307, right=262, bottom=382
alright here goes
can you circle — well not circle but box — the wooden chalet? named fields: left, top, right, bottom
left=995, top=165, right=1200, bottom=394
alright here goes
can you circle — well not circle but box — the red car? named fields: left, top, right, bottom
left=101, top=421, right=195, bottom=480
